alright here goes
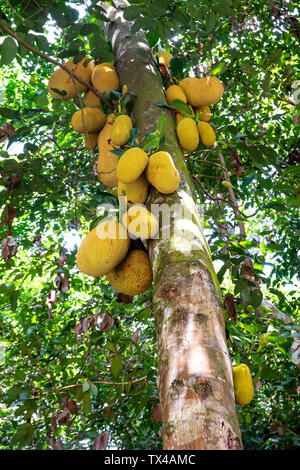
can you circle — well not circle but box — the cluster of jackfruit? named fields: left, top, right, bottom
left=154, top=51, right=223, bottom=152
left=48, top=58, right=120, bottom=151
left=47, top=54, right=181, bottom=298
left=168, top=78, right=223, bottom=152
left=77, top=133, right=180, bottom=295
left=232, top=364, right=254, bottom=405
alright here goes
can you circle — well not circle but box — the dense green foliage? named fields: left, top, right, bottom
left=0, top=0, right=299, bottom=450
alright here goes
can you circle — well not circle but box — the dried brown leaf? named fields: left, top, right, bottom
left=224, top=293, right=236, bottom=323
left=1, top=237, right=17, bottom=260
left=93, top=431, right=109, bottom=450
left=2, top=123, right=15, bottom=136
left=151, top=403, right=162, bottom=423
left=132, top=327, right=141, bottom=344
left=115, top=292, right=133, bottom=304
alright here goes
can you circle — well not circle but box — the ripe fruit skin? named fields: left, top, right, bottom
left=176, top=118, right=199, bottom=152
left=106, top=249, right=153, bottom=296
left=197, top=121, right=216, bottom=147
left=48, top=58, right=94, bottom=100
left=76, top=220, right=130, bottom=277
left=156, top=51, right=173, bottom=67
left=71, top=107, right=106, bottom=134
left=117, top=148, right=148, bottom=184
left=111, top=115, right=132, bottom=146
left=84, top=132, right=98, bottom=150
left=179, top=76, right=224, bottom=107
left=166, top=85, right=187, bottom=105
left=97, top=114, right=119, bottom=188
left=91, top=63, right=120, bottom=94
left=196, top=105, right=212, bottom=122
left=84, top=90, right=102, bottom=108
left=118, top=174, right=149, bottom=205
left=122, top=205, right=159, bottom=239
left=146, top=151, right=180, bottom=194
left=232, top=364, right=254, bottom=405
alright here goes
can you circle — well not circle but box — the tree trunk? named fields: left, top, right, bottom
left=103, top=4, right=243, bottom=450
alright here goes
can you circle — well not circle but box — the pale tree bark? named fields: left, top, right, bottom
left=102, top=2, right=242, bottom=450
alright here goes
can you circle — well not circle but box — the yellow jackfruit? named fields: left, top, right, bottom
left=84, top=89, right=103, bottom=108
left=146, top=151, right=180, bottom=194
left=179, top=76, right=224, bottom=107
left=76, top=220, right=130, bottom=277
left=156, top=51, right=173, bottom=68
left=91, top=63, right=120, bottom=95
left=118, top=174, right=149, bottom=205
left=232, top=364, right=254, bottom=405
left=122, top=205, right=159, bottom=239
left=71, top=107, right=106, bottom=134
left=106, top=249, right=153, bottom=296
left=84, top=132, right=98, bottom=150
left=197, top=121, right=216, bottom=147
left=176, top=117, right=199, bottom=152
left=97, top=114, right=119, bottom=188
left=48, top=58, right=94, bottom=100
left=196, top=105, right=212, bottom=122
left=111, top=114, right=132, bottom=146
left=166, top=85, right=187, bottom=106
left=117, top=148, right=148, bottom=184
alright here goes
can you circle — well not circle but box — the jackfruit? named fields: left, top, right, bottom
left=196, top=105, right=212, bottom=122
left=84, top=89, right=103, bottom=108
left=122, top=205, right=159, bottom=239
left=91, top=63, right=120, bottom=95
left=48, top=58, right=94, bottom=100
left=76, top=220, right=130, bottom=277
left=156, top=51, right=173, bottom=68
left=232, top=364, right=254, bottom=405
left=179, top=76, right=224, bottom=107
left=111, top=114, right=132, bottom=146
left=146, top=151, right=180, bottom=194
left=118, top=174, right=149, bottom=205
left=71, top=107, right=106, bottom=134
left=176, top=118, right=199, bottom=152
left=106, top=249, right=153, bottom=296
left=166, top=85, right=187, bottom=106
left=84, top=132, right=98, bottom=150
left=117, top=148, right=148, bottom=184
left=97, top=113, right=119, bottom=188
left=197, top=121, right=216, bottom=147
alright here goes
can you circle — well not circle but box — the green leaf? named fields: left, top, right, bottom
left=142, top=132, right=160, bottom=152
left=250, top=289, right=263, bottom=309
left=82, top=381, right=90, bottom=392
left=0, top=107, right=20, bottom=119
left=205, top=12, right=216, bottom=33
left=157, top=113, right=166, bottom=136
left=11, top=423, right=35, bottom=448
left=210, top=62, right=228, bottom=76
left=0, top=37, right=18, bottom=65
left=10, top=290, right=20, bottom=312
left=82, top=392, right=91, bottom=415
left=150, top=2, right=167, bottom=17
left=111, top=354, right=122, bottom=379
left=131, top=17, right=144, bottom=35
left=124, top=6, right=141, bottom=21
left=35, top=35, right=51, bottom=53
left=90, top=384, right=98, bottom=396
left=171, top=99, right=194, bottom=116
left=128, top=127, right=139, bottom=146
